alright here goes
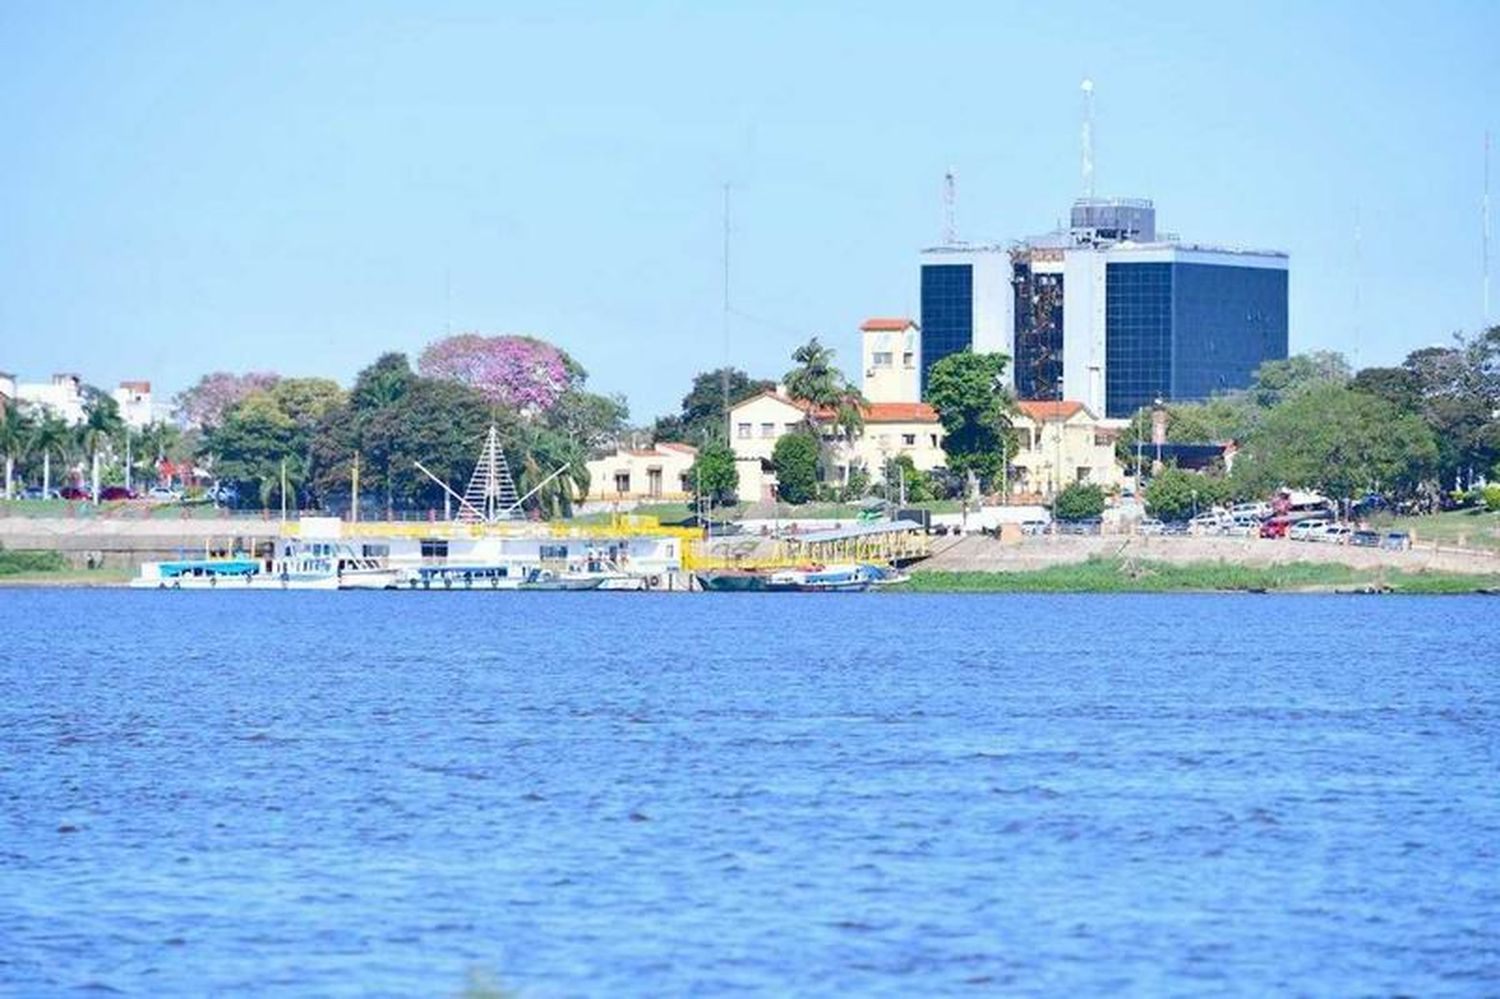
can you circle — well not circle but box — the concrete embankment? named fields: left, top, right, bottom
left=923, top=533, right=1500, bottom=576
left=0, top=516, right=281, bottom=569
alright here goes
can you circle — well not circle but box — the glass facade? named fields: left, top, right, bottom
left=919, top=264, right=972, bottom=397
left=1105, top=260, right=1288, bottom=419
left=1105, top=263, right=1174, bottom=418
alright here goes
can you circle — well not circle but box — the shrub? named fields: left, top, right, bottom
left=772, top=431, right=820, bottom=505
left=1055, top=482, right=1106, bottom=521
left=1483, top=484, right=1500, bottom=513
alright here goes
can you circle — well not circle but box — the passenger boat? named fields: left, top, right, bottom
left=131, top=541, right=399, bottom=590
left=765, top=563, right=887, bottom=592
left=401, top=564, right=525, bottom=591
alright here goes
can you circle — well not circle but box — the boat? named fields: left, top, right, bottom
left=764, top=563, right=891, bottom=593
left=695, top=569, right=771, bottom=592
left=400, top=564, right=525, bottom=591
left=519, top=567, right=606, bottom=591
left=132, top=540, right=399, bottom=590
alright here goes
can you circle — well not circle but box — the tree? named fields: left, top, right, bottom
left=689, top=438, right=739, bottom=508
left=350, top=352, right=414, bottom=411
left=1350, top=366, right=1422, bottom=413
left=418, top=333, right=579, bottom=413
left=1234, top=384, right=1439, bottom=501
left=200, top=391, right=302, bottom=508
left=545, top=390, right=629, bottom=450
left=887, top=454, right=933, bottom=502
left=1144, top=465, right=1227, bottom=521
left=1055, top=482, right=1106, bottom=521
left=1399, top=330, right=1500, bottom=488
left=28, top=411, right=72, bottom=495
left=772, top=431, right=820, bottom=505
left=173, top=371, right=281, bottom=429
left=78, top=394, right=124, bottom=499
left=1250, top=351, right=1350, bottom=408
left=509, top=422, right=591, bottom=519
left=654, top=367, right=775, bottom=445
left=345, top=377, right=494, bottom=514
left=925, top=351, right=1015, bottom=489
left=0, top=398, right=33, bottom=498
left=784, top=337, right=865, bottom=441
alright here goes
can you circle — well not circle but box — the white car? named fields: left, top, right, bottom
left=1288, top=519, right=1327, bottom=541
left=1312, top=524, right=1353, bottom=545
left=146, top=486, right=182, bottom=502
left=1188, top=512, right=1226, bottom=534
left=1138, top=518, right=1166, bottom=535
left=1230, top=501, right=1273, bottom=520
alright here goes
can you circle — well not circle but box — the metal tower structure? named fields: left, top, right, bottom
left=458, top=425, right=522, bottom=522
left=1485, top=130, right=1492, bottom=324
left=943, top=169, right=958, bottom=245
left=1081, top=77, right=1096, bottom=199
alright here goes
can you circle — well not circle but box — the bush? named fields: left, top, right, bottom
left=840, top=464, right=870, bottom=502
left=1054, top=482, right=1106, bottom=521
left=1483, top=484, right=1500, bottom=513
left=772, top=431, right=820, bottom=505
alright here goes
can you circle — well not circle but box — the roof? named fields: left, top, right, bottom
left=117, top=380, right=151, bottom=392
left=786, top=519, right=926, bottom=545
left=733, top=391, right=938, bottom=425
left=860, top=317, right=916, bottom=332
left=1016, top=400, right=1087, bottom=422
left=863, top=402, right=938, bottom=423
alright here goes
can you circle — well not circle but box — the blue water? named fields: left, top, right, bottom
left=1, top=591, right=1497, bottom=996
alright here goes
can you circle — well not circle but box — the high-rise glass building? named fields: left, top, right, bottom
left=916, top=245, right=1013, bottom=396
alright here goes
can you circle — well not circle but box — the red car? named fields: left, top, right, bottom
left=1259, top=516, right=1294, bottom=539
left=99, top=486, right=138, bottom=501
left=59, top=485, right=89, bottom=501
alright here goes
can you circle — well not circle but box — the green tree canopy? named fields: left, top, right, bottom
left=654, top=367, right=776, bottom=445
left=1054, top=482, right=1106, bottom=521
left=925, top=350, right=1015, bottom=488
left=1250, top=351, right=1351, bottom=408
left=689, top=438, right=739, bottom=508
left=1233, top=383, right=1439, bottom=500
left=784, top=338, right=865, bottom=441
left=772, top=430, right=820, bottom=505
left=1144, top=465, right=1231, bottom=521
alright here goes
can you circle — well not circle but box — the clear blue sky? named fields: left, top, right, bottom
left=2, top=1, right=1496, bottom=420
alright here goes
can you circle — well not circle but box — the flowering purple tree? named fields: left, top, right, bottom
left=173, top=371, right=281, bottom=428
left=417, top=334, right=575, bottom=413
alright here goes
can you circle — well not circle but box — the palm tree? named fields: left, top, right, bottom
left=511, top=425, right=589, bottom=519
left=783, top=336, right=868, bottom=484
left=28, top=412, right=72, bottom=497
left=78, top=394, right=125, bottom=500
left=0, top=398, right=34, bottom=499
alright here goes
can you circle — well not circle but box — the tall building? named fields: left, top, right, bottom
left=916, top=245, right=1013, bottom=396
left=921, top=197, right=1289, bottom=418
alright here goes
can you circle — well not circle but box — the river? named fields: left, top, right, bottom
left=1, top=591, right=1496, bottom=995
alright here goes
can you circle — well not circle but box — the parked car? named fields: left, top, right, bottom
left=146, top=486, right=182, bottom=502
left=1381, top=531, right=1413, bottom=551
left=19, top=486, right=61, bottom=500
left=1230, top=501, right=1273, bottom=521
left=1188, top=512, right=1226, bottom=534
left=1138, top=518, right=1165, bottom=535
left=1349, top=530, right=1381, bottom=548
left=1160, top=521, right=1191, bottom=536
left=99, top=486, right=138, bottom=501
left=1312, top=524, right=1353, bottom=545
left=59, top=485, right=89, bottom=500
left=1288, top=519, right=1327, bottom=541
left=1260, top=516, right=1294, bottom=539
left=1222, top=515, right=1262, bottom=538
left=1020, top=520, right=1049, bottom=536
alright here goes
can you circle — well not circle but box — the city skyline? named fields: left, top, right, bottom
left=2, top=1, right=1496, bottom=419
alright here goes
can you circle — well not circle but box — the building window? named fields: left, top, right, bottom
left=361, top=544, right=389, bottom=558
left=419, top=539, right=449, bottom=560
left=540, top=544, right=568, bottom=560
left=760, top=422, right=775, bottom=437
left=614, top=472, right=631, bottom=494
left=902, top=433, right=916, bottom=446
left=785, top=423, right=799, bottom=434
left=929, top=434, right=939, bottom=447
left=648, top=468, right=663, bottom=497
left=1077, top=467, right=1091, bottom=483
left=872, top=351, right=893, bottom=367
left=902, top=351, right=914, bottom=368
left=737, top=422, right=751, bottom=439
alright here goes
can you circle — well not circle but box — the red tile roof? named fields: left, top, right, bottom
left=859, top=317, right=916, bottom=332
left=1016, top=400, right=1086, bottom=422
left=863, top=401, right=938, bottom=423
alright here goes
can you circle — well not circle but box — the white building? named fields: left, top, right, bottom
left=584, top=442, right=697, bottom=502
left=859, top=317, right=920, bottom=404
left=16, top=373, right=86, bottom=425
left=112, top=381, right=156, bottom=430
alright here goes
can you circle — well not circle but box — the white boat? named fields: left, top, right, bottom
left=131, top=540, right=398, bottom=590
left=764, top=563, right=901, bottom=593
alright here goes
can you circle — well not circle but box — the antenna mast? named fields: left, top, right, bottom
left=943, top=169, right=957, bottom=245
left=1485, top=130, right=1492, bottom=324
left=1081, top=77, right=1095, bottom=199
left=721, top=182, right=731, bottom=424
left=1354, top=201, right=1362, bottom=368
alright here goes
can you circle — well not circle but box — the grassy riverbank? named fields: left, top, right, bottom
left=896, top=556, right=1500, bottom=594
left=0, top=550, right=131, bottom=586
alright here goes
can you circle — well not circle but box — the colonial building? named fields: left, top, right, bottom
left=584, top=442, right=697, bottom=502
left=15, top=373, right=86, bottom=425
left=1008, top=400, right=1125, bottom=499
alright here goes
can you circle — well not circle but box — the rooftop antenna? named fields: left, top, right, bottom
left=1485, top=130, right=1492, bottom=324
left=722, top=181, right=731, bottom=423
left=1081, top=77, right=1095, bottom=200
left=943, top=169, right=958, bottom=245
left=1353, top=200, right=1362, bottom=368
